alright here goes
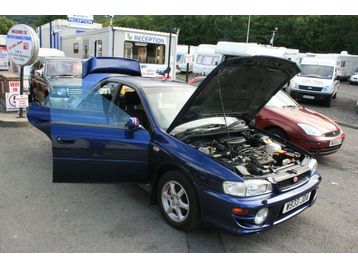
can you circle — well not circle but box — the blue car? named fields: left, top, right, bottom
left=27, top=56, right=321, bottom=234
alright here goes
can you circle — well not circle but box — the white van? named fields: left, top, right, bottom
left=8, top=48, right=65, bottom=91
left=193, top=44, right=223, bottom=75
left=289, top=57, right=340, bottom=107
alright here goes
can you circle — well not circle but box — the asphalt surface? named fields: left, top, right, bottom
left=1, top=82, right=357, bottom=253
left=299, top=82, right=358, bottom=126
left=0, top=125, right=357, bottom=252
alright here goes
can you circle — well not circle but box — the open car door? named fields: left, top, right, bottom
left=27, top=80, right=150, bottom=183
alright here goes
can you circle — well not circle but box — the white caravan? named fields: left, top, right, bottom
left=0, top=35, right=8, bottom=71
left=303, top=52, right=358, bottom=80
left=176, top=45, right=198, bottom=73
left=61, top=27, right=178, bottom=79
left=289, top=57, right=340, bottom=107
left=193, top=44, right=223, bottom=75
left=215, top=41, right=299, bottom=62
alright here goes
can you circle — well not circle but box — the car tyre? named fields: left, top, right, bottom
left=323, top=97, right=332, bottom=107
left=267, top=127, right=288, bottom=140
left=157, top=170, right=201, bottom=231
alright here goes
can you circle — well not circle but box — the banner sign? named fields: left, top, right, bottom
left=125, top=32, right=166, bottom=45
left=67, top=15, right=94, bottom=25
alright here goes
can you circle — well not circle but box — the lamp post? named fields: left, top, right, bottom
left=270, top=27, right=278, bottom=46
left=246, top=15, right=251, bottom=43
left=105, top=15, right=113, bottom=27
left=166, top=16, right=174, bottom=79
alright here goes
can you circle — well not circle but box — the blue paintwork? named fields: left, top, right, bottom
left=82, top=57, right=142, bottom=93
left=27, top=57, right=322, bottom=235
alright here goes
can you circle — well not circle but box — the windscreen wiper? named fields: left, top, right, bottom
left=175, top=123, right=225, bottom=138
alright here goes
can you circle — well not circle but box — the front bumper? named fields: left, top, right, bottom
left=349, top=78, right=358, bottom=84
left=196, top=173, right=321, bottom=235
left=292, top=132, right=345, bottom=156
left=289, top=89, right=332, bottom=102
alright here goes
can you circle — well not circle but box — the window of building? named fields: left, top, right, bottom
left=124, top=41, right=165, bottom=65
left=73, top=43, right=79, bottom=54
left=94, top=40, right=103, bottom=57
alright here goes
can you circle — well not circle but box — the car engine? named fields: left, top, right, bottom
left=185, top=129, right=303, bottom=177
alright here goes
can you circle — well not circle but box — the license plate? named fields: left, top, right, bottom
left=302, top=95, right=315, bottom=100
left=282, top=192, right=311, bottom=214
left=330, top=138, right=342, bottom=147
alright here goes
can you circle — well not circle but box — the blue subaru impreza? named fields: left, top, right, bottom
left=28, top=56, right=321, bottom=234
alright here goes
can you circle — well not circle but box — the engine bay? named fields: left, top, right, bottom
left=183, top=129, right=305, bottom=177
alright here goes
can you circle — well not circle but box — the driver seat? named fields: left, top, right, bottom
left=124, top=92, right=149, bottom=129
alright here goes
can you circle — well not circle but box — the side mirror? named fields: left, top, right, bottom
left=35, top=69, right=43, bottom=78
left=126, top=117, right=140, bottom=131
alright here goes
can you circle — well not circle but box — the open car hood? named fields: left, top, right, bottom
left=167, top=56, right=300, bottom=133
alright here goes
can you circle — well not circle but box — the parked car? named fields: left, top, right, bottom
left=29, top=57, right=83, bottom=104
left=349, top=72, right=358, bottom=85
left=189, top=77, right=345, bottom=156
left=256, top=90, right=345, bottom=156
left=28, top=56, right=321, bottom=235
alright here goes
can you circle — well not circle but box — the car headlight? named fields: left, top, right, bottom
left=297, top=123, right=324, bottom=136
left=290, top=81, right=298, bottom=89
left=308, top=158, right=318, bottom=173
left=321, top=86, right=332, bottom=93
left=223, top=180, right=272, bottom=197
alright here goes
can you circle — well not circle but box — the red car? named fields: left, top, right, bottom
left=189, top=77, right=345, bottom=156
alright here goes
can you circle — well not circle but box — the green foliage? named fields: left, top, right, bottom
left=0, top=16, right=16, bottom=34
left=34, top=15, right=67, bottom=27
left=2, top=15, right=358, bottom=54
left=111, top=15, right=358, bottom=54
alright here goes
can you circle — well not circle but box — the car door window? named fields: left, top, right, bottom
left=46, top=81, right=132, bottom=129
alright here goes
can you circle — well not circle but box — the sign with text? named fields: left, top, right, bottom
left=185, top=54, right=193, bottom=64
left=5, top=92, right=19, bottom=111
left=6, top=24, right=39, bottom=66
left=9, top=81, right=20, bottom=93
left=15, top=94, right=29, bottom=108
left=126, top=32, right=166, bottom=45
left=67, top=15, right=94, bottom=25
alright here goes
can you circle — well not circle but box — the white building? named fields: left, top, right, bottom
left=61, top=27, right=178, bottom=79
left=36, top=18, right=102, bottom=50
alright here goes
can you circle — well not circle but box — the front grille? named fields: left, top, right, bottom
left=298, top=85, right=322, bottom=91
left=68, top=88, right=82, bottom=96
left=276, top=171, right=310, bottom=191
left=324, top=130, right=341, bottom=137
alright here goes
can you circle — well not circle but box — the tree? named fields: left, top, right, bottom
left=35, top=15, right=67, bottom=27
left=0, top=16, right=16, bottom=35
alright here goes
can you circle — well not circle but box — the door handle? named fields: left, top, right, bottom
left=57, top=137, right=76, bottom=144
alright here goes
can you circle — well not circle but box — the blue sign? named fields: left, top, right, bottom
left=67, top=15, right=94, bottom=25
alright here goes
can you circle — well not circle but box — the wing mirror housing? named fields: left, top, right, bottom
left=126, top=117, right=140, bottom=131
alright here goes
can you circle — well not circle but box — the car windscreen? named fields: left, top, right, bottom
left=265, top=90, right=300, bottom=109
left=46, top=60, right=82, bottom=77
left=143, top=85, right=195, bottom=130
left=298, top=64, right=334, bottom=79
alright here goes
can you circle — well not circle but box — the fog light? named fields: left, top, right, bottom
left=254, top=208, right=269, bottom=225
